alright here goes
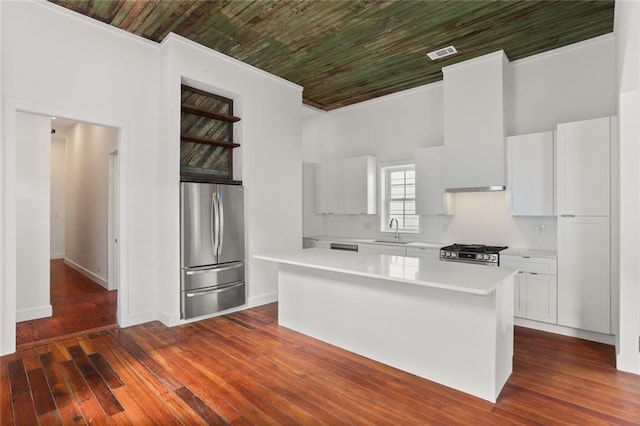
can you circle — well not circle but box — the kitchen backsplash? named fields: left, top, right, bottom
left=305, top=191, right=558, bottom=250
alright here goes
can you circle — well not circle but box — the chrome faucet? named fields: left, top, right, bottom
left=389, top=218, right=400, bottom=242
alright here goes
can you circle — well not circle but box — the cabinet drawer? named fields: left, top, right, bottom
left=501, top=255, right=556, bottom=275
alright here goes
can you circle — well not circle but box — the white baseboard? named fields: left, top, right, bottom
left=157, top=292, right=278, bottom=328
left=16, top=304, right=52, bottom=322
left=158, top=310, right=182, bottom=327
left=64, top=258, right=108, bottom=289
left=118, top=310, right=158, bottom=328
left=515, top=317, right=616, bottom=345
left=248, top=292, right=278, bottom=308
left=50, top=253, right=65, bottom=260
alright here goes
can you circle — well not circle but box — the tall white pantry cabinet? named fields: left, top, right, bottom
left=556, top=116, right=613, bottom=335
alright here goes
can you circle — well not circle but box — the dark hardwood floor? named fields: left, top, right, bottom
left=15, top=260, right=117, bottom=349
left=3, top=302, right=640, bottom=425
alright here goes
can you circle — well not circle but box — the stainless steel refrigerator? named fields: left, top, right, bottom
left=180, top=182, right=245, bottom=319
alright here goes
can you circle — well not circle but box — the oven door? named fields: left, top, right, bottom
left=440, top=257, right=498, bottom=267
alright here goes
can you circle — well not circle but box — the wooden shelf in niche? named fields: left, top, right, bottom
left=181, top=105, right=240, bottom=123
left=180, top=85, right=240, bottom=183
left=180, top=134, right=240, bottom=149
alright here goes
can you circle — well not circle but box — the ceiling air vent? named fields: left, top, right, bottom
left=427, top=45, right=457, bottom=60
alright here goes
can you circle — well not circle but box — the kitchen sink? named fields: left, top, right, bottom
left=373, top=240, right=410, bottom=244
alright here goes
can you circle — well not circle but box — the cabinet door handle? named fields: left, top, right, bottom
left=529, top=272, right=538, bottom=275
left=523, top=256, right=531, bottom=259
left=561, top=215, right=575, bottom=218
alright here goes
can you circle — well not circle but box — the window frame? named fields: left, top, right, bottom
left=379, top=162, right=420, bottom=234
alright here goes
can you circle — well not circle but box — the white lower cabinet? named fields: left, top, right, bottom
left=513, top=273, right=526, bottom=318
left=358, top=243, right=381, bottom=254
left=304, top=239, right=331, bottom=249
left=406, top=247, right=440, bottom=261
left=502, top=255, right=557, bottom=324
left=380, top=246, right=406, bottom=256
left=523, top=273, right=557, bottom=323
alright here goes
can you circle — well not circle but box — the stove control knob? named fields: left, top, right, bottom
left=451, top=252, right=457, bottom=258
left=491, top=254, right=497, bottom=261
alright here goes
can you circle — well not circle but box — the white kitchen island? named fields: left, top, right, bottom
left=255, top=248, right=517, bottom=403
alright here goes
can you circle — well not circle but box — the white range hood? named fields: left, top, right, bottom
left=442, top=51, right=511, bottom=193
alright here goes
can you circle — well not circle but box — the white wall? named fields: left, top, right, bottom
left=16, top=112, right=51, bottom=322
left=1, top=0, right=159, bottom=354
left=511, top=34, right=616, bottom=135
left=65, top=122, right=117, bottom=288
left=50, top=137, right=66, bottom=259
left=302, top=35, right=615, bottom=250
left=614, top=0, right=640, bottom=374
left=1, top=1, right=304, bottom=354
left=157, top=34, right=303, bottom=325
left=302, top=83, right=444, bottom=164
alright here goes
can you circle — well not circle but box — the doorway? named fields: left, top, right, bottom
left=13, top=113, right=120, bottom=348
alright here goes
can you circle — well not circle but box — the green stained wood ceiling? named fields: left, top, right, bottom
left=48, top=0, right=614, bottom=111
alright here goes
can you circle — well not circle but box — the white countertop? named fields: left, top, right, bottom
left=501, top=248, right=557, bottom=259
left=304, top=235, right=446, bottom=249
left=255, top=248, right=517, bottom=296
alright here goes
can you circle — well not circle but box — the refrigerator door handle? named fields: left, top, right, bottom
left=185, top=281, right=244, bottom=297
left=211, top=192, right=219, bottom=257
left=218, top=193, right=225, bottom=255
left=184, top=261, right=244, bottom=275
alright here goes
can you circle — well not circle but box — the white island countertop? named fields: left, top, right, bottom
left=256, top=248, right=517, bottom=296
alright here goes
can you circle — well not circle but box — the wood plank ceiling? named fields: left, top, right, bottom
left=48, top=0, right=615, bottom=111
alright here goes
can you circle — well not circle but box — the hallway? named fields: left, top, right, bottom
left=15, top=260, right=117, bottom=349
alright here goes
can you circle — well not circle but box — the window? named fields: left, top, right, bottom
left=380, top=164, right=419, bottom=232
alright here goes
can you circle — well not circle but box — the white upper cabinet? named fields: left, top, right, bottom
left=342, top=156, right=377, bottom=214
left=556, top=117, right=610, bottom=216
left=443, top=51, right=510, bottom=190
left=314, top=162, right=329, bottom=214
left=314, top=155, right=376, bottom=214
left=326, top=160, right=343, bottom=213
left=415, top=146, right=454, bottom=215
left=506, top=131, right=555, bottom=216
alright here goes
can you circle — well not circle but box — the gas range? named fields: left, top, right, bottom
left=440, top=244, right=508, bottom=266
